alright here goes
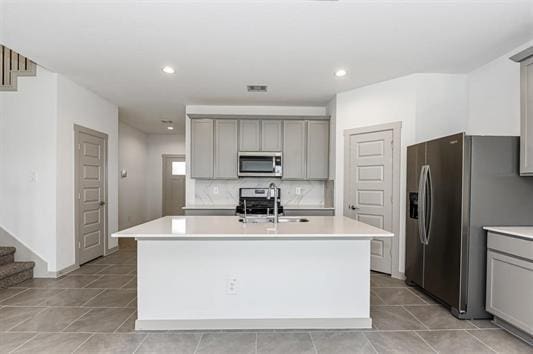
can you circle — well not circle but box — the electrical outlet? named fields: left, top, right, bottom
left=226, top=276, right=238, bottom=295
left=295, top=187, right=302, bottom=195
left=213, top=186, right=219, bottom=194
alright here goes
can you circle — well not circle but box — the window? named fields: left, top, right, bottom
left=172, top=161, right=186, bottom=175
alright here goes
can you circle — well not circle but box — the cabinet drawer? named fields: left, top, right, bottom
left=486, top=250, right=533, bottom=335
left=487, top=232, right=533, bottom=261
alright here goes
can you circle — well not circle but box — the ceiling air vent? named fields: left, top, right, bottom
left=247, top=85, right=268, bottom=93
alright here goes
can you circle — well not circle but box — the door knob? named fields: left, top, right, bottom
left=349, top=205, right=359, bottom=210
left=99, top=201, right=106, bottom=206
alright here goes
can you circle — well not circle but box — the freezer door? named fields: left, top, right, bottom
left=405, top=143, right=426, bottom=286
left=424, top=133, right=464, bottom=311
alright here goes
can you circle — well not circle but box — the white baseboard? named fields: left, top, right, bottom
left=136, top=317, right=372, bottom=331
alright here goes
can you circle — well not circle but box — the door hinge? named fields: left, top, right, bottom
left=78, top=242, right=81, bottom=249
left=77, top=144, right=81, bottom=150
left=77, top=193, right=81, bottom=200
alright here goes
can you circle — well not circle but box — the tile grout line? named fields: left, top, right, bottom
left=113, top=309, right=137, bottom=333
left=79, top=288, right=107, bottom=307
left=60, top=307, right=94, bottom=333
left=7, top=332, right=39, bottom=353
left=362, top=332, right=379, bottom=354
left=0, top=288, right=31, bottom=304
left=71, top=333, right=95, bottom=353
left=401, top=305, right=431, bottom=331
left=80, top=274, right=105, bottom=289
left=465, top=329, right=498, bottom=353
left=132, top=332, right=149, bottom=353
left=192, top=333, right=204, bottom=354
left=255, top=332, right=258, bottom=354
left=308, top=331, right=318, bottom=354
left=405, top=287, right=431, bottom=304
left=5, top=306, right=49, bottom=332
left=413, top=331, right=438, bottom=353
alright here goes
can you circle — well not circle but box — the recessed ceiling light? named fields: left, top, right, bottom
left=167, top=126, right=174, bottom=130
left=335, top=69, right=347, bottom=77
left=162, top=66, right=175, bottom=74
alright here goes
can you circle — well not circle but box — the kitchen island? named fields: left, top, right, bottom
left=112, top=215, right=393, bottom=331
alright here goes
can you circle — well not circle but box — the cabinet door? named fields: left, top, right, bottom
left=283, top=120, right=307, bottom=179
left=239, top=120, right=260, bottom=151
left=486, top=249, right=533, bottom=333
left=214, top=120, right=238, bottom=179
left=520, top=56, right=533, bottom=175
left=190, top=119, right=213, bottom=178
left=307, top=120, right=329, bottom=179
left=261, top=120, right=282, bottom=151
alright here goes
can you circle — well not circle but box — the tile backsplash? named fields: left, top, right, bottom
left=194, top=179, right=326, bottom=206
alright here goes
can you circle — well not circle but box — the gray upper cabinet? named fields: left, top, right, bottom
left=520, top=56, right=533, bottom=175
left=190, top=119, right=214, bottom=178
left=261, top=120, right=283, bottom=151
left=283, top=120, right=307, bottom=179
left=307, top=120, right=329, bottom=180
left=239, top=120, right=261, bottom=151
left=214, top=120, right=238, bottom=179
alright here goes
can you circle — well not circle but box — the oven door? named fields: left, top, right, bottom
left=238, top=153, right=280, bottom=177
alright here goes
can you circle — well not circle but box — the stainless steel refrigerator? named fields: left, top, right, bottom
left=406, top=133, right=533, bottom=319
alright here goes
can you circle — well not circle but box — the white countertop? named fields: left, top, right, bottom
left=182, top=205, right=334, bottom=210
left=112, top=215, right=393, bottom=240
left=484, top=226, right=533, bottom=241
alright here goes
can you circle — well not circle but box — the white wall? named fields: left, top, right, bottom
left=0, top=66, right=59, bottom=271
left=467, top=40, right=533, bottom=135
left=334, top=73, right=468, bottom=274
left=56, top=75, right=119, bottom=271
left=0, top=65, right=120, bottom=274
left=119, top=121, right=148, bottom=230
left=145, top=134, right=185, bottom=220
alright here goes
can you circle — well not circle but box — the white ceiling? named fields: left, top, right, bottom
left=1, top=0, right=532, bottom=134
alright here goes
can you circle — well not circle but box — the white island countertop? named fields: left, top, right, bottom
left=484, top=226, right=533, bottom=241
left=112, top=215, right=393, bottom=240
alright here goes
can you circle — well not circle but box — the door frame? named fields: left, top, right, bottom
left=162, top=154, right=186, bottom=215
left=343, top=121, right=402, bottom=279
left=74, top=124, right=109, bottom=267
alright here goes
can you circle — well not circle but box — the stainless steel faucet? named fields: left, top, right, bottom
left=267, top=182, right=279, bottom=224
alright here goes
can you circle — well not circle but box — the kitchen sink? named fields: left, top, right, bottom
left=239, top=216, right=309, bottom=223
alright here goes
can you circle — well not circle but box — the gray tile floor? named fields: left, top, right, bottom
left=0, top=248, right=531, bottom=353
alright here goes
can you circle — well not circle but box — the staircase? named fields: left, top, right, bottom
left=0, top=247, right=34, bottom=288
left=0, top=45, right=36, bottom=91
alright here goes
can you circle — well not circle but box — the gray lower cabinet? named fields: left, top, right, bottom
left=239, top=120, right=261, bottom=151
left=184, top=209, right=235, bottom=216
left=214, top=120, right=238, bottom=179
left=261, top=120, right=282, bottom=151
left=486, top=231, right=533, bottom=338
left=520, top=56, right=533, bottom=175
left=284, top=209, right=334, bottom=216
left=307, top=120, right=329, bottom=179
left=283, top=120, right=307, bottom=179
left=190, top=119, right=214, bottom=178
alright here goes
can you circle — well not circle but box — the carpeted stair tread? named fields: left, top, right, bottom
left=0, top=261, right=35, bottom=279
left=0, top=246, right=16, bottom=257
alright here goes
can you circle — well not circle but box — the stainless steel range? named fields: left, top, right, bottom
left=235, top=187, right=284, bottom=216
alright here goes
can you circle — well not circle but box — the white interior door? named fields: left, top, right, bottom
left=163, top=156, right=186, bottom=216
left=346, top=130, right=393, bottom=274
left=77, top=130, right=106, bottom=265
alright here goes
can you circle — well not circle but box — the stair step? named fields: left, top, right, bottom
left=0, top=247, right=16, bottom=257
left=0, top=261, right=35, bottom=288
left=0, top=247, right=16, bottom=267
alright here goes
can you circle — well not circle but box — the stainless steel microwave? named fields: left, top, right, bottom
left=238, top=152, right=282, bottom=177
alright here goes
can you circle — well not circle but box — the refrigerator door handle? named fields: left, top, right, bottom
left=417, top=165, right=428, bottom=245
left=424, top=166, right=433, bottom=245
